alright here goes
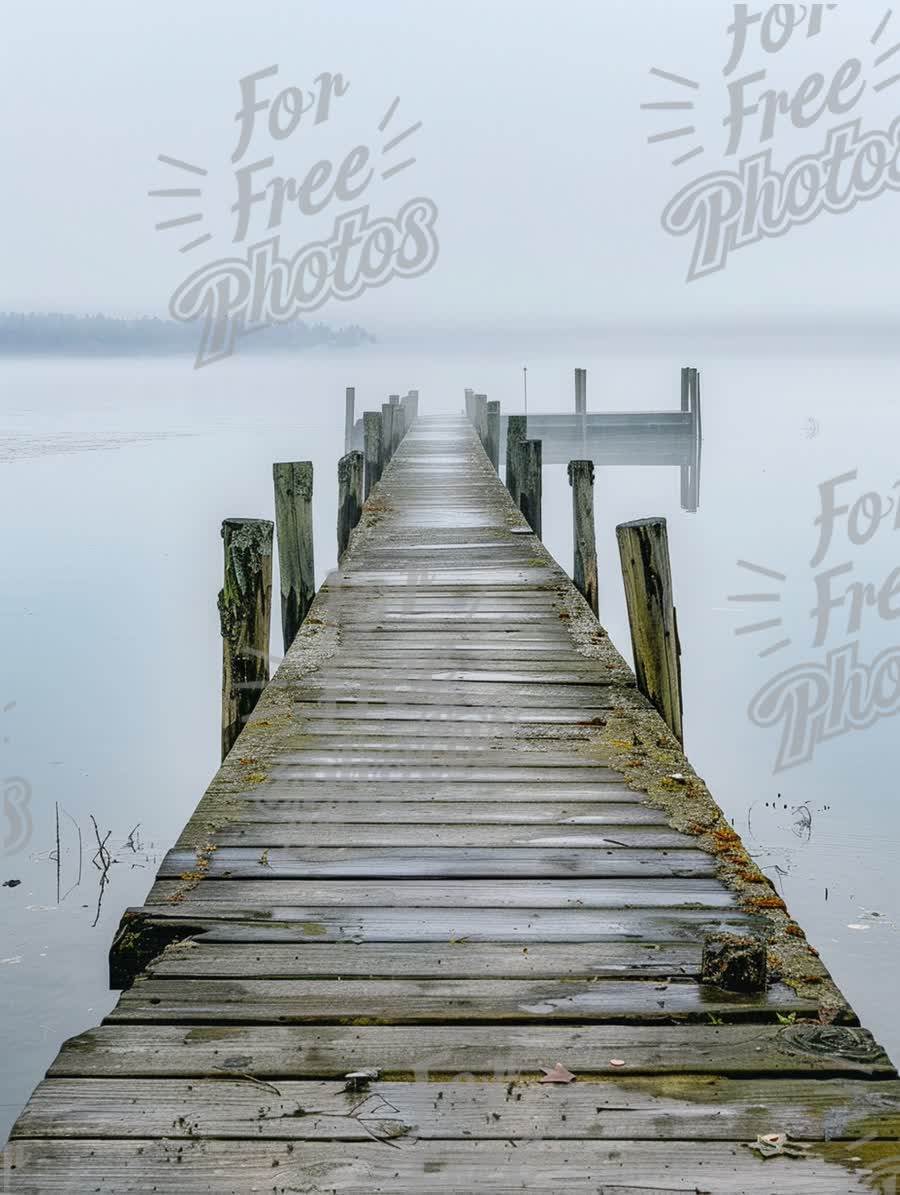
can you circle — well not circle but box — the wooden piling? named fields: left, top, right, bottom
left=615, top=517, right=683, bottom=743
left=575, top=368, right=587, bottom=414
left=567, top=460, right=598, bottom=616
left=486, top=401, right=500, bottom=471
left=473, top=394, right=488, bottom=447
left=518, top=439, right=542, bottom=538
left=363, top=411, right=383, bottom=499
left=464, top=388, right=474, bottom=421
left=272, top=461, right=315, bottom=654
left=219, top=517, right=273, bottom=760
left=337, top=450, right=364, bottom=559
left=391, top=400, right=405, bottom=455
left=506, top=414, right=527, bottom=505
left=344, top=387, right=355, bottom=454
left=381, top=402, right=394, bottom=465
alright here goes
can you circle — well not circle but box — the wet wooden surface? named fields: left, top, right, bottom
left=4, top=414, right=898, bottom=1192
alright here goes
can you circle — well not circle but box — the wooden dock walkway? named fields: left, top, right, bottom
left=3, top=413, right=900, bottom=1191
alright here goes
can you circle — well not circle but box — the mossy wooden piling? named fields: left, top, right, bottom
left=568, top=458, right=598, bottom=615
left=272, top=461, right=315, bottom=654
left=518, top=438, right=542, bottom=538
left=218, top=517, right=273, bottom=760
left=363, top=410, right=382, bottom=498
left=616, top=515, right=683, bottom=744
left=505, top=413, right=526, bottom=505
left=337, top=450, right=363, bottom=559
left=485, top=400, right=500, bottom=471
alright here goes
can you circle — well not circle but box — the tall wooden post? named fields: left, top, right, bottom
left=506, top=414, right=527, bottom=505
left=681, top=367, right=690, bottom=413
left=363, top=411, right=382, bottom=499
left=391, top=400, right=405, bottom=455
left=408, top=389, right=419, bottom=422
left=219, top=518, right=273, bottom=760
left=568, top=460, right=599, bottom=615
left=381, top=402, right=394, bottom=466
left=474, top=393, right=489, bottom=446
left=519, top=439, right=542, bottom=539
left=486, top=401, right=500, bottom=471
left=615, top=517, right=683, bottom=744
left=337, top=450, right=363, bottom=559
left=464, top=388, right=474, bottom=421
left=272, top=461, right=315, bottom=653
left=344, top=387, right=355, bottom=454
left=575, top=368, right=587, bottom=414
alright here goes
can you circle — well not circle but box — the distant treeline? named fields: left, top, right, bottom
left=0, top=313, right=373, bottom=355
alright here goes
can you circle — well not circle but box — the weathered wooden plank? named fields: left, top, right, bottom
left=291, top=703, right=630, bottom=723
left=205, top=825, right=692, bottom=848
left=203, top=788, right=654, bottom=807
left=125, top=908, right=761, bottom=943
left=274, top=751, right=621, bottom=768
left=307, top=669, right=608, bottom=685
left=268, top=767, right=632, bottom=783
left=17, top=1077, right=900, bottom=1141
left=159, top=847, right=717, bottom=880
left=48, top=1023, right=895, bottom=1078
left=111, top=978, right=817, bottom=1024
left=293, top=687, right=621, bottom=710
left=148, top=941, right=701, bottom=980
left=4, top=1138, right=894, bottom=1192
left=147, top=878, right=737, bottom=909
left=190, top=801, right=666, bottom=824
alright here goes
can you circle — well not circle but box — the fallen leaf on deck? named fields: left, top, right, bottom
left=609, top=1059, right=626, bottom=1068
left=745, top=1132, right=811, bottom=1159
left=539, top=1062, right=576, bottom=1084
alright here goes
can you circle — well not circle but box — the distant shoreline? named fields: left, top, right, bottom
left=0, top=313, right=374, bottom=356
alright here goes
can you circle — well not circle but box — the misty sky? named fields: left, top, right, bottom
left=2, top=1, right=899, bottom=334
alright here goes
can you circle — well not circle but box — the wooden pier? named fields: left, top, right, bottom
left=3, top=411, right=899, bottom=1192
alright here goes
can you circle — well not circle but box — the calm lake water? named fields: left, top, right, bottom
left=2, top=345, right=899, bottom=1143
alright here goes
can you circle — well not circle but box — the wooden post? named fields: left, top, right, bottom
left=518, top=439, right=542, bottom=538
left=474, top=393, right=488, bottom=446
left=575, top=368, right=587, bottom=414
left=464, top=388, right=474, bottom=421
left=363, top=411, right=382, bottom=499
left=681, top=367, right=690, bottom=413
left=391, top=400, right=405, bottom=455
left=568, top=460, right=598, bottom=616
left=337, top=450, right=363, bottom=559
left=486, top=401, right=500, bottom=471
left=615, top=517, right=683, bottom=743
left=381, top=402, right=394, bottom=465
left=219, top=518, right=273, bottom=760
left=389, top=394, right=400, bottom=405
left=344, top=387, right=355, bottom=454
left=408, top=389, right=419, bottom=422
left=506, top=414, right=527, bottom=504
left=272, top=461, right=315, bottom=654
